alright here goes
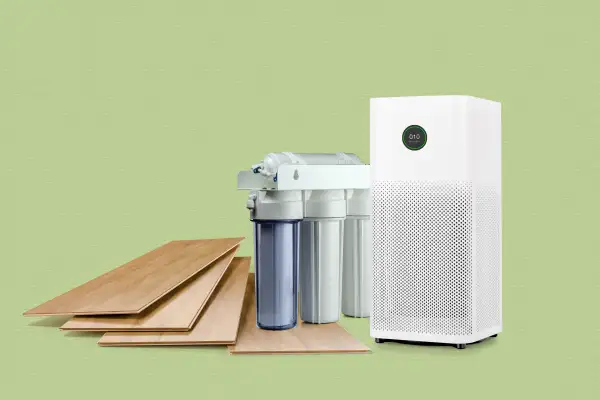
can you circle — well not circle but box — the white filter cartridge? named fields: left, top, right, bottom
left=342, top=216, right=372, bottom=317
left=299, top=218, right=344, bottom=324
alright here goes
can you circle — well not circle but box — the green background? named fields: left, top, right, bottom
left=2, top=1, right=598, bottom=398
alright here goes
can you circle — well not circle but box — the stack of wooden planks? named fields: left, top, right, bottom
left=24, top=237, right=369, bottom=355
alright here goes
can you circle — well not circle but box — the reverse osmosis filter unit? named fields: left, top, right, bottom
left=237, top=153, right=371, bottom=330
left=370, top=96, right=502, bottom=349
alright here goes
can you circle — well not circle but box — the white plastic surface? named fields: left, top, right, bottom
left=299, top=218, right=344, bottom=324
left=341, top=216, right=372, bottom=318
left=346, top=189, right=371, bottom=217
left=303, top=190, right=346, bottom=219
left=370, top=96, right=500, bottom=183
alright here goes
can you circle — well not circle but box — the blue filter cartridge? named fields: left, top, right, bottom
left=253, top=220, right=300, bottom=330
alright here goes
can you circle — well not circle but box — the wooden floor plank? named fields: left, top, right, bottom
left=60, top=247, right=238, bottom=331
left=24, top=238, right=244, bottom=316
left=97, top=257, right=250, bottom=346
left=229, top=274, right=370, bottom=355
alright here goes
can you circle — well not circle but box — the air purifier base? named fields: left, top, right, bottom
left=371, top=326, right=501, bottom=348
left=374, top=333, right=499, bottom=349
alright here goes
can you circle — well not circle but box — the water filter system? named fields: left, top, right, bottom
left=237, top=153, right=372, bottom=330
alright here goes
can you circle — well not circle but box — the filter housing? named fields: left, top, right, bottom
left=342, top=216, right=372, bottom=318
left=370, top=96, right=502, bottom=347
left=299, top=218, right=344, bottom=324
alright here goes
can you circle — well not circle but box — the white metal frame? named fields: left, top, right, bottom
left=238, top=164, right=370, bottom=191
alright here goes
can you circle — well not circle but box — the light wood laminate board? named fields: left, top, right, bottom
left=97, top=257, right=250, bottom=346
left=229, top=274, right=370, bottom=355
left=60, top=247, right=238, bottom=331
left=24, top=238, right=244, bottom=316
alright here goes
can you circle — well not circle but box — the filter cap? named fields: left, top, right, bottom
left=249, top=190, right=303, bottom=220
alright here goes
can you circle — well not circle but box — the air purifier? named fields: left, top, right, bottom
left=370, top=96, right=502, bottom=349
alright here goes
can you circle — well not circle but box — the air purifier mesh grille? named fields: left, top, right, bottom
left=372, top=181, right=473, bottom=336
left=475, top=187, right=502, bottom=331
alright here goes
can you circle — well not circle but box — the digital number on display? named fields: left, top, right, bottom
left=402, top=125, right=427, bottom=151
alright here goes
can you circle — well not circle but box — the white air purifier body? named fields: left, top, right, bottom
left=370, top=96, right=502, bottom=348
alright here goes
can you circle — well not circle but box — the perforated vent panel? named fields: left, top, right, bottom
left=475, top=187, right=502, bottom=331
left=372, top=181, right=473, bottom=336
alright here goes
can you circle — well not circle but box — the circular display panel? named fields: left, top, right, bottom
left=402, top=125, right=427, bottom=151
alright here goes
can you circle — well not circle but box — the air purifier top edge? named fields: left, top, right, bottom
left=370, top=95, right=499, bottom=105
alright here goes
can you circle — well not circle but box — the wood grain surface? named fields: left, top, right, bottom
left=229, top=274, right=370, bottom=355
left=24, top=238, right=244, bottom=316
left=97, top=257, right=251, bottom=346
left=60, top=247, right=238, bottom=331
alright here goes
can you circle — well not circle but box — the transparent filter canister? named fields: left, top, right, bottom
left=253, top=220, right=300, bottom=330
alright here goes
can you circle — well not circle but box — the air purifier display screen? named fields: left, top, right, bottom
left=402, top=125, right=427, bottom=151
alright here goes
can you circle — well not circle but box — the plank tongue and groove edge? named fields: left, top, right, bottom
left=97, top=257, right=251, bottom=346
left=229, top=274, right=370, bottom=355
left=60, top=246, right=239, bottom=331
left=24, top=238, right=244, bottom=316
